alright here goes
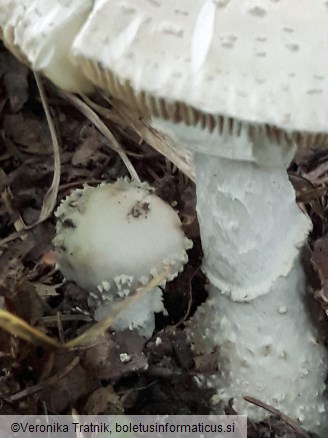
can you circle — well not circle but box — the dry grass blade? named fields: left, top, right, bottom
left=60, top=91, right=140, bottom=182
left=38, top=315, right=92, bottom=324
left=1, top=188, right=26, bottom=233
left=71, top=410, right=86, bottom=438
left=0, top=308, right=61, bottom=349
left=21, top=73, right=61, bottom=230
left=0, top=309, right=61, bottom=349
left=8, top=356, right=80, bottom=402
left=0, top=229, right=29, bottom=247
left=244, top=396, right=311, bottom=438
left=0, top=270, right=170, bottom=351
left=111, top=98, right=195, bottom=182
left=296, top=186, right=327, bottom=203
left=303, top=161, right=328, bottom=184
left=81, top=93, right=120, bottom=123
left=64, top=269, right=170, bottom=349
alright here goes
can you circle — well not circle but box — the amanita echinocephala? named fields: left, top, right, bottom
left=70, top=0, right=328, bottom=433
left=53, top=180, right=192, bottom=338
left=1, top=0, right=328, bottom=434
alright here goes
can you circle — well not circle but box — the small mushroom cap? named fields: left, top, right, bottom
left=0, top=0, right=93, bottom=92
left=53, top=180, right=192, bottom=297
left=72, top=0, right=328, bottom=137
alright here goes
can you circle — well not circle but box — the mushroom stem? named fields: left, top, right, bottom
left=189, top=153, right=328, bottom=433
left=195, top=154, right=310, bottom=299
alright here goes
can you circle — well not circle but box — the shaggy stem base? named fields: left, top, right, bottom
left=190, top=154, right=328, bottom=434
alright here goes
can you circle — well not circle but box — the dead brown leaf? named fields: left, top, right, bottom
left=3, top=114, right=51, bottom=155
left=0, top=51, right=29, bottom=112
left=72, top=135, right=100, bottom=166
left=10, top=280, right=47, bottom=324
left=289, top=173, right=326, bottom=218
left=312, top=237, right=328, bottom=281
left=80, top=331, right=147, bottom=381
left=60, top=91, right=140, bottom=182
left=37, top=352, right=97, bottom=411
left=83, top=385, right=124, bottom=414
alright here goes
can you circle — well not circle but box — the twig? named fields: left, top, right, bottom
left=0, top=229, right=26, bottom=246
left=0, top=309, right=61, bottom=349
left=56, top=311, right=65, bottom=343
left=64, top=268, right=170, bottom=349
left=0, top=270, right=171, bottom=351
left=8, top=356, right=80, bottom=402
left=244, top=395, right=312, bottom=438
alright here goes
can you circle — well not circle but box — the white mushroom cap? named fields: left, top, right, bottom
left=53, top=180, right=192, bottom=336
left=0, top=0, right=93, bottom=92
left=72, top=0, right=328, bottom=146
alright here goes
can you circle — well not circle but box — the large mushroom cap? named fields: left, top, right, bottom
left=3, top=0, right=328, bottom=148
left=72, top=0, right=328, bottom=148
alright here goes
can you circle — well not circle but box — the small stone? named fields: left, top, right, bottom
left=155, top=336, right=162, bottom=346
left=119, top=353, right=131, bottom=363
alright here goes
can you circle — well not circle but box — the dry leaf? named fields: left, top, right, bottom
left=83, top=385, right=123, bottom=414
left=3, top=114, right=51, bottom=154
left=72, top=136, right=99, bottom=166
left=81, top=331, right=147, bottom=380
left=0, top=51, right=29, bottom=112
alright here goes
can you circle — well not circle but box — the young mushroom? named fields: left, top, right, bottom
left=0, top=0, right=93, bottom=92
left=65, top=0, right=328, bottom=433
left=54, top=180, right=192, bottom=338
